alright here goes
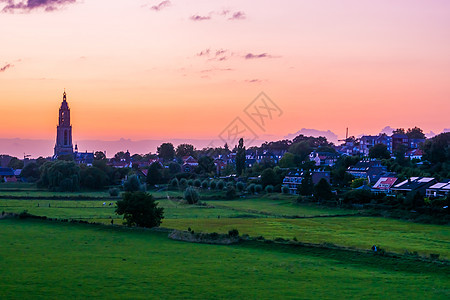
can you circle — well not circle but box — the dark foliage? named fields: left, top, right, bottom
left=116, top=191, right=164, bottom=228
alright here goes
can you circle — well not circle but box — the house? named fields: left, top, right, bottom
left=409, top=138, right=425, bottom=150
left=426, top=181, right=450, bottom=198
left=309, top=151, right=339, bottom=167
left=214, top=159, right=227, bottom=174
left=282, top=171, right=303, bottom=194
left=282, top=169, right=331, bottom=195
left=182, top=156, right=198, bottom=166
left=0, top=167, right=17, bottom=182
left=371, top=177, right=398, bottom=194
left=359, top=135, right=378, bottom=156
left=346, top=160, right=387, bottom=184
left=405, top=149, right=423, bottom=160
left=391, top=177, right=437, bottom=195
left=392, top=134, right=409, bottom=151
left=74, top=151, right=94, bottom=166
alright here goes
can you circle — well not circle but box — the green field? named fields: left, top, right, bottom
left=1, top=189, right=449, bottom=260
left=1, top=218, right=449, bottom=299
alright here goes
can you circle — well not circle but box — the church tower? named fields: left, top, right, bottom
left=54, top=90, right=73, bottom=157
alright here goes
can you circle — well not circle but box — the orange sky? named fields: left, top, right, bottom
left=1, top=0, right=449, bottom=147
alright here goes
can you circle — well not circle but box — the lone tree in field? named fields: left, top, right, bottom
left=116, top=191, right=164, bottom=228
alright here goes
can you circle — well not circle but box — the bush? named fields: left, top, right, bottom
left=179, top=178, right=187, bottom=187
left=108, top=187, right=120, bottom=197
left=265, top=185, right=274, bottom=193
left=170, top=178, right=179, bottom=188
left=247, top=184, right=256, bottom=194
left=228, top=229, right=239, bottom=237
left=282, top=186, right=290, bottom=194
left=255, top=184, right=263, bottom=193
left=201, top=180, right=209, bottom=189
left=217, top=180, right=225, bottom=190
left=193, top=179, right=201, bottom=188
left=184, top=187, right=199, bottom=204
left=187, top=179, right=194, bottom=186
left=226, top=185, right=236, bottom=200
left=236, top=182, right=245, bottom=192
left=123, top=175, right=143, bottom=192
left=210, top=180, right=217, bottom=189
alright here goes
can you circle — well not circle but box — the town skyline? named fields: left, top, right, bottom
left=1, top=0, right=450, bottom=144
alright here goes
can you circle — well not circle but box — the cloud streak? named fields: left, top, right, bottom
left=228, top=11, right=245, bottom=20
left=1, top=0, right=77, bottom=13
left=0, top=63, right=12, bottom=72
left=244, top=53, right=275, bottom=59
left=190, top=14, right=211, bottom=21
left=150, top=0, right=170, bottom=11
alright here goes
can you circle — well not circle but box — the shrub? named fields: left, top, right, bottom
left=210, top=180, right=217, bottom=189
left=193, top=179, right=201, bottom=188
left=226, top=185, right=236, bottom=200
left=187, top=179, right=194, bottom=186
left=247, top=183, right=256, bottom=194
left=236, top=182, right=245, bottom=192
left=228, top=229, right=239, bottom=237
left=265, top=185, right=274, bottom=193
left=179, top=178, right=187, bottom=187
left=123, top=175, right=142, bottom=192
left=217, top=180, right=225, bottom=190
left=184, top=187, right=199, bottom=204
left=201, top=180, right=209, bottom=189
left=170, top=178, right=179, bottom=188
left=108, top=187, right=120, bottom=197
left=255, top=184, right=263, bottom=193
left=282, top=186, right=290, bottom=194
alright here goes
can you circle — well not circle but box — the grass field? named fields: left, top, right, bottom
left=162, top=217, right=450, bottom=259
left=1, top=218, right=449, bottom=299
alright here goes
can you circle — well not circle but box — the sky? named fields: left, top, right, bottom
left=1, top=0, right=450, bottom=155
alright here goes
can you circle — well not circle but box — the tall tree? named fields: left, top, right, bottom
left=298, top=171, right=314, bottom=196
left=157, top=143, right=175, bottom=161
left=7, top=157, right=24, bottom=169
left=236, top=138, right=246, bottom=176
left=288, top=141, right=312, bottom=162
left=392, top=128, right=406, bottom=135
left=406, top=127, right=425, bottom=139
left=314, top=178, right=334, bottom=201
left=146, top=162, right=162, bottom=186
left=175, top=144, right=196, bottom=158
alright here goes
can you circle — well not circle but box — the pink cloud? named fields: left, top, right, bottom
left=1, top=0, right=77, bottom=13
left=150, top=0, right=170, bottom=12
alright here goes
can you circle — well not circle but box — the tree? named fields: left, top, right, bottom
left=123, top=174, right=142, bottom=192
left=94, top=151, right=106, bottom=161
left=392, top=128, right=405, bottom=135
left=406, top=127, right=425, bottom=139
left=226, top=185, right=236, bottom=199
left=236, top=138, right=246, bottom=176
left=298, top=171, right=314, bottom=196
left=146, top=162, right=162, bottom=187
left=7, top=157, right=24, bottom=169
left=198, top=156, right=215, bottom=174
left=184, top=187, right=199, bottom=204
left=422, top=132, right=449, bottom=164
left=80, top=166, right=108, bottom=189
left=261, top=168, right=277, bottom=187
left=314, top=178, right=333, bottom=201
left=38, top=160, right=80, bottom=192
left=21, top=162, right=40, bottom=182
left=157, top=143, right=175, bottom=161
left=288, top=141, right=312, bottom=162
left=116, top=191, right=164, bottom=228
left=279, top=152, right=297, bottom=168
left=369, top=144, right=391, bottom=159
left=176, top=144, right=196, bottom=158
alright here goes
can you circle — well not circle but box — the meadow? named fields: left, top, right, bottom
left=1, top=218, right=449, bottom=299
left=0, top=185, right=449, bottom=259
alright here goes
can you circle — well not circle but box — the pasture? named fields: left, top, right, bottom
left=1, top=218, right=449, bottom=299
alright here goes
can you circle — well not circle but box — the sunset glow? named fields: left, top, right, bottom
left=1, top=0, right=449, bottom=156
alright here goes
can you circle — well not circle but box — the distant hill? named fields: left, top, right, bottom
left=285, top=128, right=339, bottom=144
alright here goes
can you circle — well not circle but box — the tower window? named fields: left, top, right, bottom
left=64, top=130, right=68, bottom=145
